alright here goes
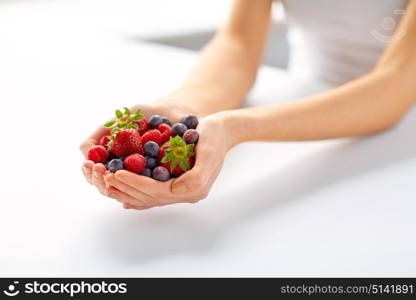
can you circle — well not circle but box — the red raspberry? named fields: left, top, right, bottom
left=99, top=135, right=111, bottom=148
left=124, top=153, right=146, bottom=174
left=141, top=129, right=163, bottom=146
left=136, top=118, right=150, bottom=136
left=87, top=145, right=108, bottom=163
left=158, top=123, right=172, bottom=144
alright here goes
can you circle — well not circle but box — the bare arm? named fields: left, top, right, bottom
left=158, top=0, right=273, bottom=116
left=221, top=0, right=416, bottom=146
left=98, top=1, right=416, bottom=208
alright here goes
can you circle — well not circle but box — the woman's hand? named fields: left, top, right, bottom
left=80, top=102, right=191, bottom=199
left=103, top=113, right=232, bottom=210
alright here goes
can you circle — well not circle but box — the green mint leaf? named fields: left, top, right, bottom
left=104, top=120, right=116, bottom=128
left=132, top=114, right=143, bottom=121
left=126, top=123, right=138, bottom=130
left=115, top=109, right=123, bottom=119
left=123, top=107, right=131, bottom=115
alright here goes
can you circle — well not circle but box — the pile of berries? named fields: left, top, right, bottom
left=87, top=107, right=199, bottom=182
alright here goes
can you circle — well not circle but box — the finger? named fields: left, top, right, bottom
left=114, top=170, right=173, bottom=197
left=82, top=161, right=94, bottom=184
left=123, top=203, right=132, bottom=209
left=92, top=163, right=107, bottom=195
left=106, top=187, right=149, bottom=210
left=82, top=167, right=92, bottom=184
left=104, top=187, right=123, bottom=202
left=104, top=173, right=155, bottom=207
left=123, top=202, right=149, bottom=210
left=80, top=140, right=96, bottom=157
left=83, top=160, right=94, bottom=169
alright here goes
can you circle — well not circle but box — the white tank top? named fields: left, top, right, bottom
left=281, top=0, right=409, bottom=85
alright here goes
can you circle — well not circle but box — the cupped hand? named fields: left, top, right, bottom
left=80, top=103, right=189, bottom=199
left=104, top=113, right=231, bottom=210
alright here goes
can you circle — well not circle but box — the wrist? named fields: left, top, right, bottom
left=213, top=109, right=254, bottom=149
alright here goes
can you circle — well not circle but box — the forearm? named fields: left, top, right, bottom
left=220, top=68, right=415, bottom=147
left=154, top=0, right=272, bottom=117
left=219, top=0, right=416, bottom=146
left=163, top=33, right=259, bottom=116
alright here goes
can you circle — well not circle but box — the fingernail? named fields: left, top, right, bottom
left=93, top=171, right=100, bottom=178
left=172, top=182, right=187, bottom=194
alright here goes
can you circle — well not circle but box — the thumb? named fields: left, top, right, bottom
left=80, top=127, right=110, bottom=156
left=170, top=168, right=209, bottom=202
left=80, top=138, right=98, bottom=157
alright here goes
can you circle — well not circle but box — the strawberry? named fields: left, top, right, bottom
left=87, top=145, right=108, bottom=163
left=124, top=153, right=146, bottom=174
left=103, top=107, right=145, bottom=158
left=136, top=118, right=150, bottom=136
left=99, top=135, right=111, bottom=148
left=110, top=129, right=144, bottom=158
left=158, top=123, right=172, bottom=144
left=142, top=129, right=163, bottom=146
left=158, top=136, right=195, bottom=176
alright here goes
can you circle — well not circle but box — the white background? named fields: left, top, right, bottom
left=0, top=0, right=415, bottom=277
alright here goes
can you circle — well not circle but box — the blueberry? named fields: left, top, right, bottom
left=149, top=115, right=163, bottom=128
left=146, top=156, right=158, bottom=169
left=141, top=168, right=152, bottom=177
left=152, top=166, right=170, bottom=181
left=144, top=141, right=160, bottom=157
left=183, top=129, right=199, bottom=144
left=160, top=116, right=172, bottom=126
left=107, top=148, right=118, bottom=160
left=172, top=123, right=188, bottom=137
left=180, top=114, right=198, bottom=129
left=108, top=158, right=124, bottom=173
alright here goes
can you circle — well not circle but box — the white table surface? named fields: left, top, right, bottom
left=1, top=0, right=416, bottom=277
